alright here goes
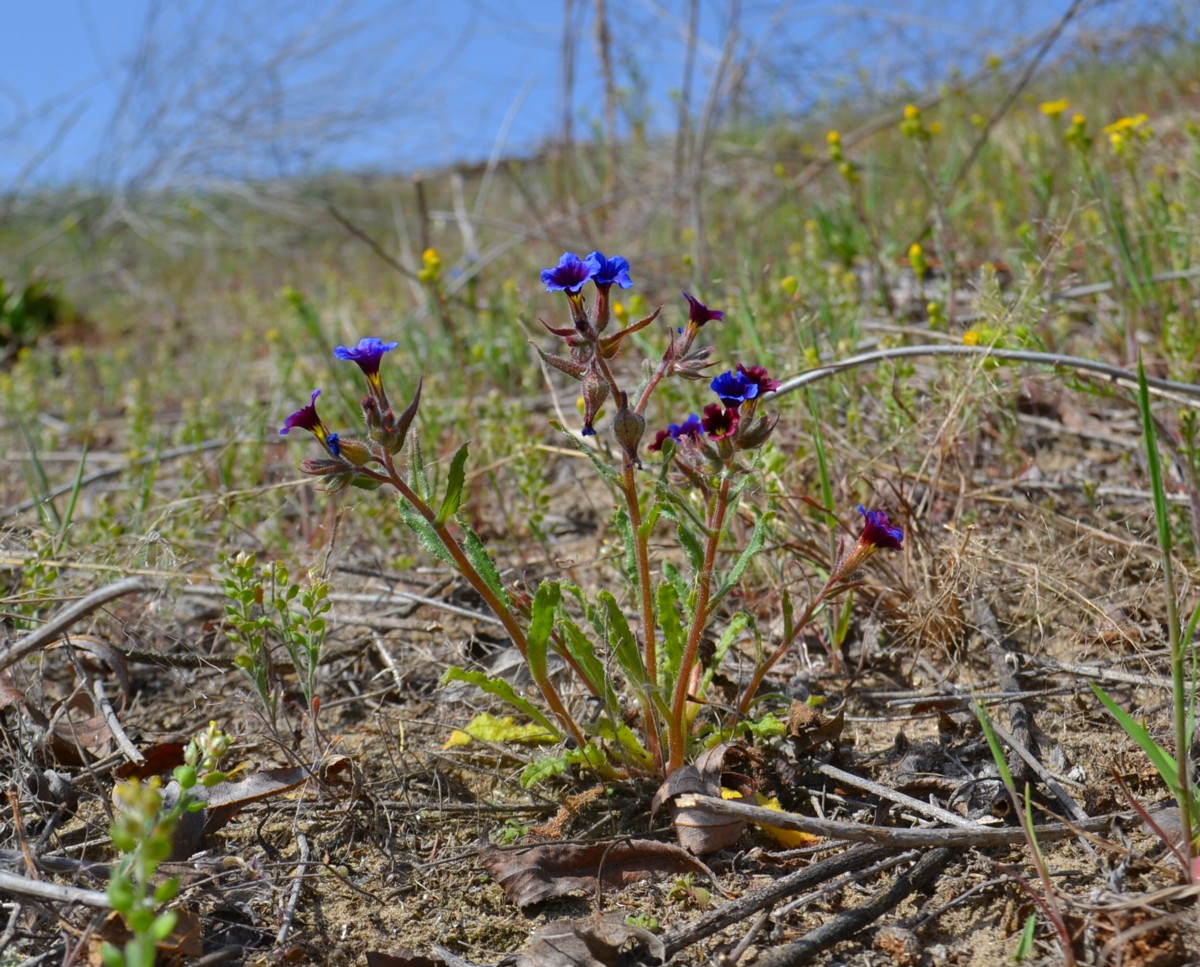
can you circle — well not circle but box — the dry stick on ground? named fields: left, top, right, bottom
left=770, top=344, right=1200, bottom=409
left=0, top=869, right=110, bottom=909
left=0, top=577, right=153, bottom=671
left=813, top=762, right=977, bottom=829
left=972, top=597, right=1091, bottom=825
left=672, top=794, right=1121, bottom=848
left=661, top=844, right=900, bottom=959
left=972, top=595, right=1038, bottom=798
left=750, top=848, right=957, bottom=967
left=275, top=832, right=309, bottom=949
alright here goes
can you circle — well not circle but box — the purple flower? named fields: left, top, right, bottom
left=648, top=413, right=703, bottom=453
left=683, top=292, right=725, bottom=329
left=280, top=389, right=338, bottom=453
left=711, top=370, right=759, bottom=407
left=587, top=251, right=633, bottom=289
left=857, top=505, right=904, bottom=550
left=736, top=364, right=781, bottom=396
left=333, top=337, right=398, bottom=377
left=701, top=403, right=739, bottom=439
left=541, top=252, right=600, bottom=293
left=648, top=428, right=672, bottom=452
left=280, top=389, right=325, bottom=436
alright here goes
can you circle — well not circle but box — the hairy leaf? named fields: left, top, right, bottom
left=458, top=521, right=509, bottom=605
left=395, top=496, right=455, bottom=568
left=527, top=580, right=562, bottom=686
left=656, top=580, right=685, bottom=692
left=597, top=590, right=646, bottom=687
left=712, top=511, right=774, bottom=608
left=435, top=442, right=470, bottom=525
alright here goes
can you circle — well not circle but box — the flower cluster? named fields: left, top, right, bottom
left=649, top=363, right=780, bottom=459
left=279, top=337, right=418, bottom=492
left=536, top=252, right=723, bottom=452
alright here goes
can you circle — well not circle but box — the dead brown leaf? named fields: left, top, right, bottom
left=516, top=913, right=664, bottom=966
left=786, top=704, right=845, bottom=755
left=650, top=743, right=754, bottom=854
left=479, top=839, right=715, bottom=909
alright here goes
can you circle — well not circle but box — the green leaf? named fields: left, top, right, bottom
left=550, top=419, right=620, bottom=484
left=741, top=712, right=786, bottom=739
left=436, top=442, right=471, bottom=525
left=597, top=590, right=647, bottom=686
left=527, top=580, right=562, bottom=685
left=1090, top=682, right=1179, bottom=792
left=521, top=751, right=569, bottom=786
left=458, top=521, right=509, bottom=605
left=656, top=580, right=685, bottom=691
left=407, top=432, right=432, bottom=502
left=712, top=511, right=774, bottom=608
left=441, top=667, right=561, bottom=738
left=1137, top=360, right=1173, bottom=567
left=445, top=711, right=558, bottom=748
left=662, top=560, right=690, bottom=606
left=395, top=496, right=456, bottom=568
left=612, top=507, right=639, bottom=584
left=674, top=518, right=704, bottom=573
left=557, top=614, right=608, bottom=699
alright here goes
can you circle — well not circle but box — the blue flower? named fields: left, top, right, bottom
left=333, top=337, right=398, bottom=377
left=587, top=251, right=633, bottom=289
left=670, top=413, right=703, bottom=439
left=711, top=370, right=759, bottom=407
left=541, top=252, right=600, bottom=293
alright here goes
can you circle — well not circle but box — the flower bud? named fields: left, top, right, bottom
left=611, top=392, right=646, bottom=469
left=579, top=370, right=608, bottom=437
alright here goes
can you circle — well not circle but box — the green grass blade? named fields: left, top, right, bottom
left=1089, top=682, right=1179, bottom=792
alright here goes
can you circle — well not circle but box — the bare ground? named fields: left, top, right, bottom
left=3, top=360, right=1200, bottom=967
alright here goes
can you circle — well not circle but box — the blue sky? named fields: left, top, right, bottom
left=0, top=0, right=1154, bottom=191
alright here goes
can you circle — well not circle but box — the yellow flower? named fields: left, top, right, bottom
left=1039, top=99, right=1069, bottom=118
left=612, top=301, right=628, bottom=322
left=780, top=275, right=799, bottom=297
left=928, top=121, right=943, bottom=135
left=963, top=330, right=980, bottom=346
left=418, top=247, right=441, bottom=283
left=903, top=103, right=920, bottom=121
left=1102, top=113, right=1148, bottom=135
left=826, top=129, right=841, bottom=146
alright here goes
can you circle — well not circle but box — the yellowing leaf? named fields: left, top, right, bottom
left=753, top=794, right=821, bottom=849
left=443, top=712, right=559, bottom=750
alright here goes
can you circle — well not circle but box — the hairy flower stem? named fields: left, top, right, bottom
left=737, top=596, right=820, bottom=718
left=622, top=465, right=665, bottom=771
left=380, top=450, right=590, bottom=755
left=592, top=351, right=664, bottom=771
left=667, top=473, right=732, bottom=773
